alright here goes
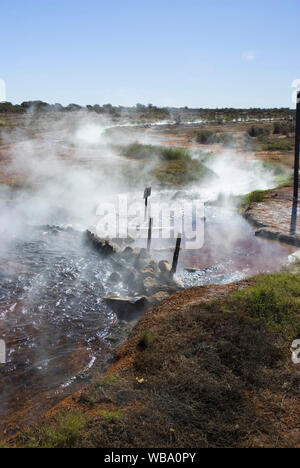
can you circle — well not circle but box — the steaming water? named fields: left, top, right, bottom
left=0, top=115, right=295, bottom=432
left=0, top=225, right=117, bottom=428
left=0, top=197, right=294, bottom=431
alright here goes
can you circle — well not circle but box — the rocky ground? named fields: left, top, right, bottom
left=86, top=230, right=184, bottom=320
left=243, top=185, right=300, bottom=246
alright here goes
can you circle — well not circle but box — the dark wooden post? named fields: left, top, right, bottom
left=147, top=217, right=153, bottom=251
left=144, top=187, right=151, bottom=220
left=290, top=91, right=300, bottom=235
left=171, top=234, right=181, bottom=275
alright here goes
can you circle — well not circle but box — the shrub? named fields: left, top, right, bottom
left=196, top=130, right=215, bottom=144
left=139, top=331, right=155, bottom=349
left=241, top=190, right=266, bottom=206
left=247, top=126, right=270, bottom=138
left=20, top=411, right=86, bottom=448
left=273, top=122, right=295, bottom=136
left=229, top=274, right=300, bottom=338
left=152, top=158, right=214, bottom=187
left=101, top=410, right=122, bottom=421
left=123, top=143, right=190, bottom=161
left=196, top=131, right=235, bottom=146
left=262, top=138, right=294, bottom=151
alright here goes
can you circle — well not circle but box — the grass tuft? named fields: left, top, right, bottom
left=19, top=410, right=87, bottom=448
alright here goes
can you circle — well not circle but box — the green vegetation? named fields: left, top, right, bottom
left=273, top=122, right=295, bottom=136
left=260, top=161, right=291, bottom=185
left=196, top=130, right=215, bottom=144
left=6, top=272, right=300, bottom=448
left=261, top=138, right=294, bottom=152
left=0, top=102, right=24, bottom=113
left=0, top=440, right=9, bottom=448
left=101, top=410, right=122, bottom=421
left=247, top=125, right=270, bottom=138
left=122, top=143, right=190, bottom=161
left=94, top=373, right=120, bottom=386
left=240, top=189, right=267, bottom=206
left=121, top=143, right=215, bottom=187
left=223, top=274, right=300, bottom=338
left=19, top=411, right=86, bottom=448
left=139, top=331, right=155, bottom=348
left=196, top=130, right=236, bottom=146
left=0, top=102, right=295, bottom=124
left=152, top=158, right=213, bottom=187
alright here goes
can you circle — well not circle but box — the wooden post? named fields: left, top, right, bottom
left=290, top=91, right=300, bottom=235
left=171, top=234, right=181, bottom=275
left=147, top=217, right=153, bottom=251
left=144, top=187, right=151, bottom=220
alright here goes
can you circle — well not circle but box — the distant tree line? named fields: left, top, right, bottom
left=0, top=100, right=296, bottom=122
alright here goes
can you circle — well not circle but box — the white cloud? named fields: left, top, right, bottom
left=242, top=51, right=256, bottom=62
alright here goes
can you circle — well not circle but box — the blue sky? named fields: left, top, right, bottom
left=1, top=0, right=299, bottom=108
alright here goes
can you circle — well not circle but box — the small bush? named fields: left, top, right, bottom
left=247, top=126, right=270, bottom=138
left=152, top=159, right=214, bottom=187
left=20, top=410, right=86, bottom=448
left=229, top=274, right=300, bottom=338
left=241, top=190, right=266, bottom=206
left=122, top=143, right=190, bottom=161
left=262, top=138, right=294, bottom=151
left=196, top=130, right=215, bottom=144
left=96, top=373, right=120, bottom=386
left=196, top=131, right=235, bottom=146
left=273, top=122, right=295, bottom=136
left=101, top=410, right=122, bottom=421
left=139, top=331, right=155, bottom=349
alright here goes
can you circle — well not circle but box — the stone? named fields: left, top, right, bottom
left=109, top=272, right=122, bottom=284
left=148, top=291, right=170, bottom=306
left=85, top=231, right=120, bottom=255
left=143, top=276, right=161, bottom=295
left=158, top=260, right=172, bottom=274
left=140, top=267, right=156, bottom=279
left=104, top=295, right=149, bottom=321
left=148, top=260, right=159, bottom=273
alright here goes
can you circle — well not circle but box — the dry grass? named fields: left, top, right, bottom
left=11, top=275, right=300, bottom=448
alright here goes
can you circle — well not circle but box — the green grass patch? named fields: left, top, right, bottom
left=120, top=143, right=216, bottom=187
left=122, top=143, right=190, bottom=161
left=139, top=331, right=155, bottom=349
left=95, top=373, right=120, bottom=386
left=261, top=138, right=294, bottom=152
left=151, top=158, right=214, bottom=187
left=101, top=409, right=122, bottom=421
left=240, top=189, right=267, bottom=206
left=196, top=131, right=236, bottom=146
left=18, top=410, right=87, bottom=448
left=225, top=274, right=300, bottom=338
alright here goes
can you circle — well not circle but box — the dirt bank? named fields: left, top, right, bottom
left=10, top=275, right=300, bottom=448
